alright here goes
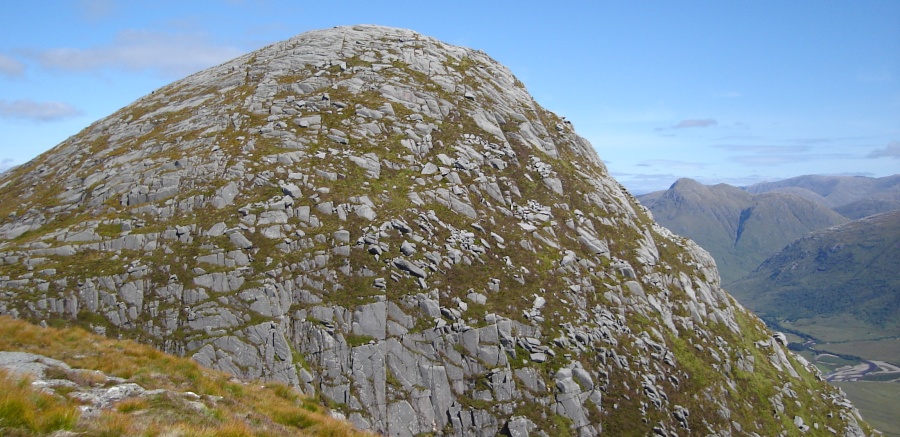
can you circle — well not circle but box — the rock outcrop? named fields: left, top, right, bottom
left=0, top=315, right=364, bottom=436
left=0, top=25, right=873, bottom=435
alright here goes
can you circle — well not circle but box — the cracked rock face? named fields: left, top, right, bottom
left=0, top=25, right=872, bottom=436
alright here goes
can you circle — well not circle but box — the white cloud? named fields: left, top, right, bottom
left=0, top=158, right=14, bottom=173
left=35, top=30, right=245, bottom=78
left=0, top=54, right=25, bottom=77
left=0, top=99, right=84, bottom=122
left=673, top=119, right=717, bottom=129
left=867, top=141, right=900, bottom=159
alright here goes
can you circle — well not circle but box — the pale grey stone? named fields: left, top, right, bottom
left=542, top=177, right=564, bottom=195
left=349, top=153, right=381, bottom=178
left=353, top=301, right=387, bottom=340
left=422, top=162, right=438, bottom=175
left=334, top=229, right=351, bottom=243
left=506, top=416, right=536, bottom=437
left=281, top=183, right=302, bottom=198
left=417, top=296, right=441, bottom=318
left=393, top=258, right=427, bottom=278
left=530, top=353, right=547, bottom=363
left=400, top=241, right=416, bottom=256
left=229, top=232, right=253, bottom=249
left=388, top=401, right=421, bottom=437
left=355, top=204, right=377, bottom=220
left=206, top=222, right=227, bottom=237
left=197, top=249, right=225, bottom=266
left=0, top=351, right=70, bottom=379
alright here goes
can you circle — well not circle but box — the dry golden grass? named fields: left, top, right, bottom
left=0, top=370, right=79, bottom=434
left=0, top=316, right=369, bottom=436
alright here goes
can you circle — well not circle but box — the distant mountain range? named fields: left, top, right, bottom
left=638, top=178, right=847, bottom=283
left=638, top=174, right=900, bottom=284
left=728, top=210, right=900, bottom=342
left=746, top=174, right=900, bottom=213
left=638, top=173, right=900, bottom=347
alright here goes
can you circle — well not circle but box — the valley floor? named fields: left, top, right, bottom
left=794, top=338, right=900, bottom=436
left=826, top=359, right=900, bottom=382
left=834, top=381, right=900, bottom=437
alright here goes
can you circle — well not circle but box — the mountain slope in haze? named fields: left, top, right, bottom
left=746, top=174, right=900, bottom=218
left=728, top=210, right=900, bottom=342
left=833, top=197, right=900, bottom=220
left=0, top=25, right=873, bottom=436
left=638, top=178, right=848, bottom=283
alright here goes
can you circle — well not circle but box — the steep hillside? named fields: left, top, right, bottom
left=745, top=174, right=900, bottom=212
left=638, top=178, right=848, bottom=283
left=728, top=211, right=900, bottom=342
left=0, top=25, right=873, bottom=436
left=834, top=198, right=900, bottom=220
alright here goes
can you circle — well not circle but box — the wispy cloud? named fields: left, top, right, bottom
left=713, top=142, right=858, bottom=167
left=608, top=171, right=682, bottom=195
left=728, top=153, right=853, bottom=167
left=33, top=29, right=244, bottom=78
left=713, top=144, right=810, bottom=154
left=655, top=118, right=718, bottom=132
left=789, top=138, right=833, bottom=145
left=673, top=119, right=717, bottom=129
left=867, top=141, right=900, bottom=159
left=0, top=54, right=25, bottom=77
left=728, top=155, right=805, bottom=166
left=0, top=158, right=14, bottom=173
left=0, top=99, right=84, bottom=122
left=788, top=135, right=877, bottom=145
left=636, top=159, right=707, bottom=171
left=78, top=0, right=117, bottom=21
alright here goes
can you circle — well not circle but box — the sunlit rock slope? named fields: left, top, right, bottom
left=0, top=25, right=874, bottom=436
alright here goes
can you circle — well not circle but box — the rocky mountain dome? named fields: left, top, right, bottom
left=0, top=25, right=873, bottom=436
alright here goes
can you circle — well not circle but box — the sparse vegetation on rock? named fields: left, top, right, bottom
left=0, top=25, right=876, bottom=436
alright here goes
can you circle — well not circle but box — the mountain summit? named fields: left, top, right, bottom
left=0, top=26, right=872, bottom=435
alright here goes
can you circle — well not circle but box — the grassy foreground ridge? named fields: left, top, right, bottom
left=0, top=315, right=366, bottom=436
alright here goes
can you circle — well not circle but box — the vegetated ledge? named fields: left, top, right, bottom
left=0, top=315, right=368, bottom=436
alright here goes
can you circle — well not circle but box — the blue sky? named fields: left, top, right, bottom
left=1, top=1, right=898, bottom=193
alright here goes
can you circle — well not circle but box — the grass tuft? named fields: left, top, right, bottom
left=0, top=315, right=370, bottom=436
